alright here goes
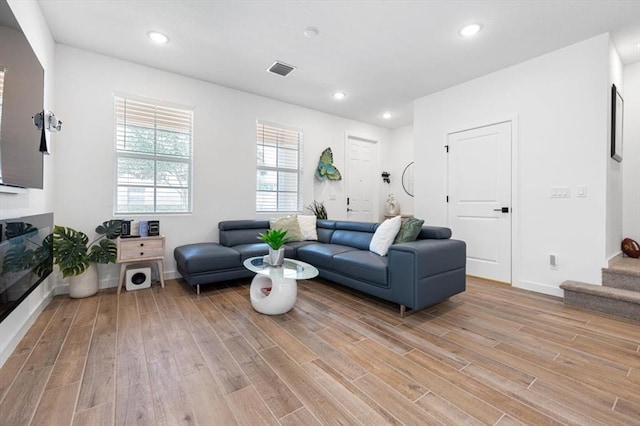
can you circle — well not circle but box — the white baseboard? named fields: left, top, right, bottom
left=100, top=277, right=119, bottom=289
left=607, top=251, right=623, bottom=263
left=164, top=270, right=181, bottom=280
left=54, top=283, right=70, bottom=295
left=513, top=279, right=564, bottom=298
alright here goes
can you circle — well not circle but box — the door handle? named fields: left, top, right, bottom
left=347, top=208, right=353, bottom=212
left=493, top=207, right=510, bottom=213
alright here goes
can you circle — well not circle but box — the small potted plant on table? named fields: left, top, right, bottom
left=257, top=228, right=290, bottom=266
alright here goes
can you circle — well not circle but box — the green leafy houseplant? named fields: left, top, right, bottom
left=53, top=220, right=123, bottom=277
left=257, top=228, right=291, bottom=250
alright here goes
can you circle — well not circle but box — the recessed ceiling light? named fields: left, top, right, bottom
left=304, top=26, right=319, bottom=38
left=382, top=112, right=392, bottom=119
left=148, top=31, right=169, bottom=44
left=459, top=23, right=482, bottom=38
left=333, top=91, right=346, bottom=100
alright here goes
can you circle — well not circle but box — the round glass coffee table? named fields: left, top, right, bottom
left=243, top=257, right=318, bottom=315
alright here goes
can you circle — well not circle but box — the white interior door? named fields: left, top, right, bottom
left=448, top=121, right=512, bottom=283
left=346, top=136, right=376, bottom=221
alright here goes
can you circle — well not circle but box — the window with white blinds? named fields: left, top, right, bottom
left=114, top=96, right=193, bottom=214
left=256, top=122, right=303, bottom=212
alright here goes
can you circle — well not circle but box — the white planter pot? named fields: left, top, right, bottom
left=268, top=248, right=285, bottom=266
left=68, top=263, right=99, bottom=298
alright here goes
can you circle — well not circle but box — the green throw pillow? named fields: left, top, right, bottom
left=394, top=217, right=425, bottom=243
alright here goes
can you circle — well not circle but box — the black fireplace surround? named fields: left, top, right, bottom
left=0, top=213, right=53, bottom=322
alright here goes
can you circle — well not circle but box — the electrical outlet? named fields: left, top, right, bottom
left=550, top=254, right=559, bottom=269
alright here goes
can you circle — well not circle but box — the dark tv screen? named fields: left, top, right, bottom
left=0, top=0, right=45, bottom=189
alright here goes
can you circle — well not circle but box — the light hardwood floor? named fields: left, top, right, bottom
left=1, top=276, right=639, bottom=425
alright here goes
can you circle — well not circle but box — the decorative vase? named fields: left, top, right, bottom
left=68, top=263, right=99, bottom=298
left=385, top=194, right=400, bottom=215
left=268, top=247, right=285, bottom=266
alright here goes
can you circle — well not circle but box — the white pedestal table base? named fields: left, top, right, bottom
left=249, top=274, right=297, bottom=315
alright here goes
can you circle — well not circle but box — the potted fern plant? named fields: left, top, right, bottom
left=257, top=228, right=290, bottom=266
left=306, top=200, right=327, bottom=219
left=53, top=219, right=122, bottom=298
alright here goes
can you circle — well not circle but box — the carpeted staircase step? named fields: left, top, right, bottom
left=560, top=280, right=640, bottom=321
left=602, top=257, right=640, bottom=291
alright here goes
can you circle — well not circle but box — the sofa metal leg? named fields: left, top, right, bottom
left=400, top=304, right=406, bottom=318
left=197, top=284, right=200, bottom=295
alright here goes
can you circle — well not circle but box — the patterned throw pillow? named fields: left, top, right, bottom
left=394, top=217, right=425, bottom=243
left=269, top=215, right=304, bottom=242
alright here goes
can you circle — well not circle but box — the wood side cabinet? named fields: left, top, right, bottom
left=116, top=235, right=166, bottom=294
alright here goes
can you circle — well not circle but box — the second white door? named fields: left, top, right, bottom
left=447, top=121, right=512, bottom=283
left=346, top=136, right=376, bottom=221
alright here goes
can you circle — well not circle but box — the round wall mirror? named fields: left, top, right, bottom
left=402, top=162, right=414, bottom=197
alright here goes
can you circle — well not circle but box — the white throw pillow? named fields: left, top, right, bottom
left=297, top=215, right=318, bottom=240
left=369, top=215, right=402, bottom=256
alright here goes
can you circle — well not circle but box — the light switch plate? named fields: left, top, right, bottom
left=551, top=186, right=570, bottom=198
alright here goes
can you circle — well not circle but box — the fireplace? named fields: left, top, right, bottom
left=0, top=213, right=53, bottom=322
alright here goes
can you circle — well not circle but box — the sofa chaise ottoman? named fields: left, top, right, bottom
left=174, top=219, right=466, bottom=316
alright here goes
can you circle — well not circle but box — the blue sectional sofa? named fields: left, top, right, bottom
left=174, top=219, right=466, bottom=315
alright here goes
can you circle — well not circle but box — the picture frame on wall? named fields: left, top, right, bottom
left=611, top=83, right=623, bottom=162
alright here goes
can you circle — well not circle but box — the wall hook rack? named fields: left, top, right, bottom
left=33, top=110, right=62, bottom=132
left=33, top=110, right=62, bottom=154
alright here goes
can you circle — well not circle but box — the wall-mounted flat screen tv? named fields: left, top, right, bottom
left=0, top=0, right=45, bottom=189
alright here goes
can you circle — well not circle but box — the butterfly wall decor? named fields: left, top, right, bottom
left=316, top=147, right=342, bottom=181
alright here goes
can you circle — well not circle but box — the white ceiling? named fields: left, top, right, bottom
left=36, top=0, right=640, bottom=129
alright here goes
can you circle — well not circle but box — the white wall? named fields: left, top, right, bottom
left=383, top=125, right=414, bottom=217
left=0, top=0, right=56, bottom=367
left=414, top=34, right=611, bottom=296
left=606, top=42, right=624, bottom=260
left=53, top=45, right=391, bottom=287
left=623, top=62, right=640, bottom=242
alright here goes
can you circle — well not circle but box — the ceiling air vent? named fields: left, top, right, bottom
left=267, top=61, right=296, bottom=77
